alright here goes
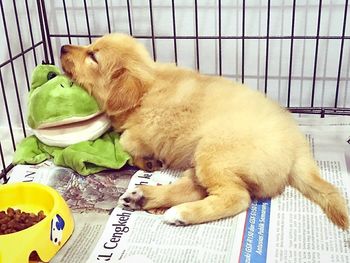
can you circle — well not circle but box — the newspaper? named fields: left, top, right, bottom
left=238, top=121, right=350, bottom=263
left=87, top=170, right=245, bottom=263
left=260, top=122, right=350, bottom=263
left=6, top=117, right=350, bottom=262
left=87, top=118, right=350, bottom=263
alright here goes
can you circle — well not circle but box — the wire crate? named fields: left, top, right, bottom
left=0, top=0, right=349, bottom=182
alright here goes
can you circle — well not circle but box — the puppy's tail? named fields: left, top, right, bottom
left=289, top=154, right=349, bottom=230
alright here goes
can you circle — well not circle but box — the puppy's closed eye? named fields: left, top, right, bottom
left=87, top=51, right=98, bottom=64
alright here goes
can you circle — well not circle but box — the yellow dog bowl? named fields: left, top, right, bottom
left=0, top=183, right=74, bottom=263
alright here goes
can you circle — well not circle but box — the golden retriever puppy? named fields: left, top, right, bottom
left=60, top=33, right=349, bottom=228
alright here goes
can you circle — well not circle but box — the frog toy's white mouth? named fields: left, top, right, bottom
left=33, top=113, right=111, bottom=147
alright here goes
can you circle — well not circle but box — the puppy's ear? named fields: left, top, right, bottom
left=106, top=65, right=152, bottom=114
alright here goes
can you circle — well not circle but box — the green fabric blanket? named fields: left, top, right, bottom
left=13, top=132, right=130, bottom=175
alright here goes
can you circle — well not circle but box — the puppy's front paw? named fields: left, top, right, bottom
left=163, top=207, right=188, bottom=226
left=118, top=188, right=145, bottom=210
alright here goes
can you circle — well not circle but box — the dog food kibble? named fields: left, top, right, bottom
left=0, top=208, right=46, bottom=234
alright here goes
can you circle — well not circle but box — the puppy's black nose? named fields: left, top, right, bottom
left=60, top=45, right=69, bottom=56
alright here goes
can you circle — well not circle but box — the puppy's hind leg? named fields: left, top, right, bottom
left=163, top=162, right=251, bottom=225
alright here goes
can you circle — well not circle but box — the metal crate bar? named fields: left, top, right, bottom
left=39, top=0, right=54, bottom=63
left=171, top=0, right=178, bottom=65
left=83, top=0, right=92, bottom=44
left=25, top=0, right=38, bottom=65
left=0, top=143, right=5, bottom=172
left=242, top=0, right=245, bottom=83
left=62, top=0, right=72, bottom=44
left=218, top=0, right=222, bottom=76
left=12, top=0, right=31, bottom=92
left=148, top=0, right=156, bottom=61
left=0, top=0, right=27, bottom=138
left=264, top=0, right=271, bottom=94
left=289, top=107, right=350, bottom=117
left=0, top=143, right=8, bottom=183
left=0, top=69, right=16, bottom=151
left=0, top=164, right=13, bottom=184
left=126, top=0, right=133, bottom=35
left=194, top=0, right=200, bottom=71
left=36, top=0, right=49, bottom=63
left=104, top=0, right=111, bottom=34
left=48, top=33, right=350, bottom=40
left=287, top=0, right=297, bottom=108
left=311, top=0, right=323, bottom=108
left=84, top=0, right=92, bottom=44
left=334, top=0, right=349, bottom=108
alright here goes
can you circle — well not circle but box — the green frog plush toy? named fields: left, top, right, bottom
left=13, top=64, right=130, bottom=175
left=28, top=64, right=111, bottom=146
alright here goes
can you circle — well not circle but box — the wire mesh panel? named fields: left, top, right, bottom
left=0, top=0, right=48, bottom=181
left=44, top=0, right=350, bottom=109
left=1, top=0, right=350, bottom=180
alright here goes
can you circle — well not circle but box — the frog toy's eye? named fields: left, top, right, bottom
left=30, top=64, right=61, bottom=91
left=47, top=71, right=58, bottom=80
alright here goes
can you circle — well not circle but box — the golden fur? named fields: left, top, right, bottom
left=60, top=33, right=349, bottom=228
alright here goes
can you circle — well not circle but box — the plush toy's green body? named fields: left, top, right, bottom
left=13, top=132, right=130, bottom=175
left=13, top=64, right=130, bottom=175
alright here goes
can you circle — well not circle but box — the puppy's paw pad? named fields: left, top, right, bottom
left=118, top=188, right=144, bottom=210
left=163, top=207, right=187, bottom=226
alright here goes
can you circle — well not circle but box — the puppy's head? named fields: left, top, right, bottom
left=60, top=33, right=154, bottom=114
